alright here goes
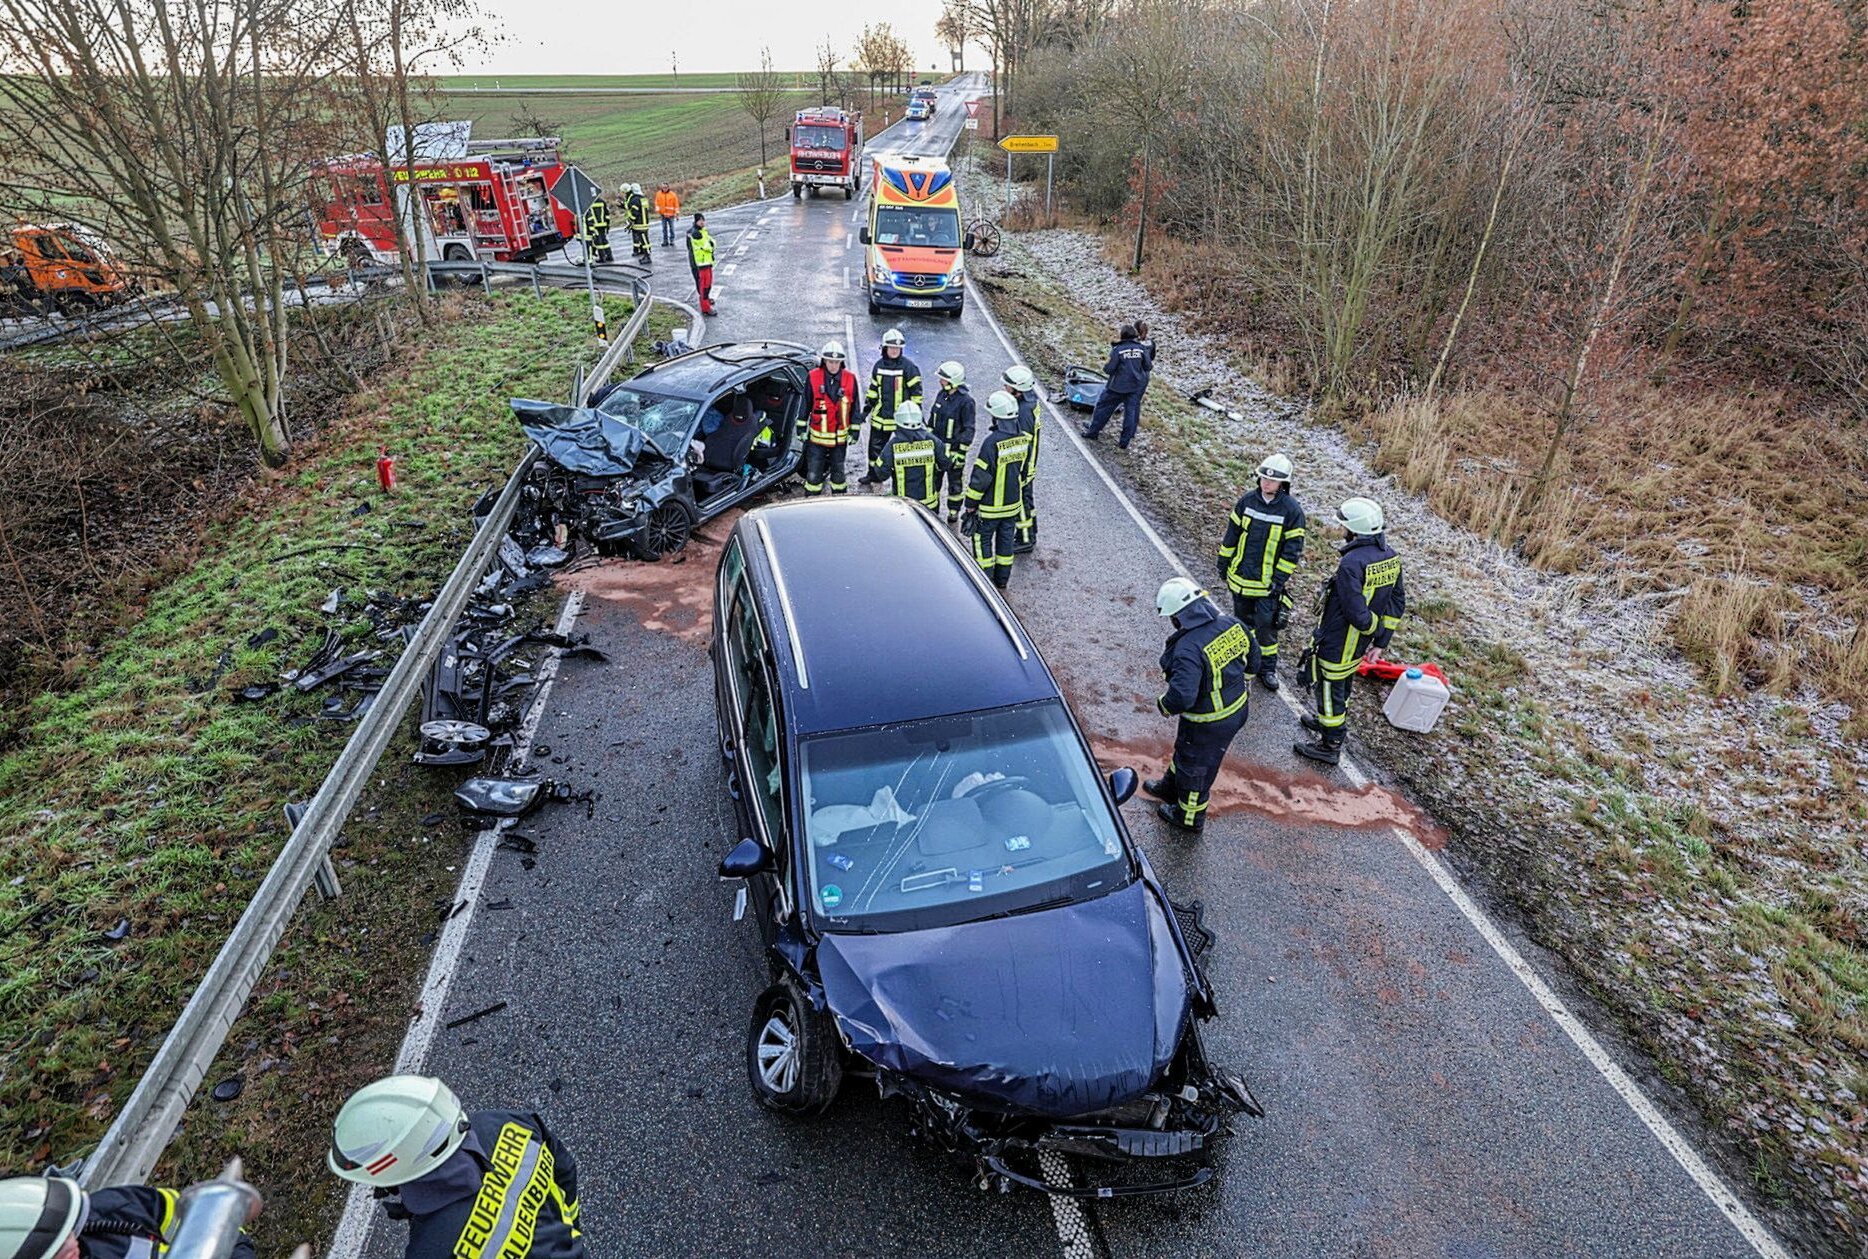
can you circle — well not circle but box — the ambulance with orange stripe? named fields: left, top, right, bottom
left=858, top=157, right=965, bottom=317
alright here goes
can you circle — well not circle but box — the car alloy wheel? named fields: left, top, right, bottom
left=638, top=502, right=694, bottom=559
left=756, top=1011, right=799, bottom=1094
left=746, top=977, right=842, bottom=1116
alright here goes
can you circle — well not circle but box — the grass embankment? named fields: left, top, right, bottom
left=0, top=288, right=683, bottom=1253
left=436, top=86, right=814, bottom=212
left=975, top=248, right=1867, bottom=1252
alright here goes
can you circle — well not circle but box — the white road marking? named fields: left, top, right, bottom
left=326, top=591, right=587, bottom=1259
left=842, top=266, right=849, bottom=288
left=722, top=262, right=738, bottom=275
left=845, top=232, right=853, bottom=252
left=745, top=231, right=760, bottom=241
left=967, top=286, right=1791, bottom=1259
left=1038, top=1152, right=1096, bottom=1259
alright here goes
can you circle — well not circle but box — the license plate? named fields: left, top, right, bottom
left=906, top=299, right=933, bottom=309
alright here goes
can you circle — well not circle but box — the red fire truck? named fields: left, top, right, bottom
left=312, top=124, right=582, bottom=267
left=787, top=107, right=864, bottom=200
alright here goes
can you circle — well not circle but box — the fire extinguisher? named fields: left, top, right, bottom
left=377, top=446, right=397, bottom=492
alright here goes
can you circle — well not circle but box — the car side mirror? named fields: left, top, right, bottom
left=719, top=836, right=773, bottom=879
left=858, top=226, right=871, bottom=245
left=1107, top=767, right=1138, bottom=806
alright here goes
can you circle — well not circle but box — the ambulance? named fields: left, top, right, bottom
left=859, top=157, right=964, bottom=317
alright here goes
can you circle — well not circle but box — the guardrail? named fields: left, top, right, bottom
left=77, top=284, right=658, bottom=1189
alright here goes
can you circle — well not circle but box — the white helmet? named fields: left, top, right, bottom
left=937, top=360, right=965, bottom=387
left=894, top=400, right=925, bottom=428
left=0, top=1177, right=83, bottom=1259
left=1002, top=364, right=1035, bottom=392
left=818, top=340, right=846, bottom=362
left=985, top=390, right=1019, bottom=420
left=1156, top=577, right=1206, bottom=618
left=328, top=1075, right=470, bottom=1188
left=1335, top=496, right=1385, bottom=536
left=1257, top=453, right=1293, bottom=484
left=880, top=328, right=906, bottom=349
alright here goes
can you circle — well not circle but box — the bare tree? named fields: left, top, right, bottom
left=937, top=1, right=970, bottom=71
left=736, top=46, right=788, bottom=167
left=815, top=37, right=841, bottom=105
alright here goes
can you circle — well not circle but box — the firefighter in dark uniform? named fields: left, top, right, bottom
left=876, top=402, right=951, bottom=510
left=582, top=195, right=611, bottom=264
left=0, top=1175, right=256, bottom=1259
left=928, top=360, right=976, bottom=524
left=1080, top=324, right=1151, bottom=448
left=1001, top=364, right=1040, bottom=552
left=1145, top=578, right=1253, bottom=833
left=961, top=391, right=1031, bottom=590
left=1217, top=452, right=1305, bottom=691
left=622, top=184, right=652, bottom=264
left=328, top=1074, right=585, bottom=1259
left=860, top=329, right=922, bottom=484
left=799, top=341, right=859, bottom=495
left=1296, top=497, right=1406, bottom=766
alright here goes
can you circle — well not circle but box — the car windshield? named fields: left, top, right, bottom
left=800, top=701, right=1130, bottom=932
left=874, top=205, right=961, bottom=249
left=595, top=386, right=701, bottom=457
left=793, top=125, right=847, bottom=151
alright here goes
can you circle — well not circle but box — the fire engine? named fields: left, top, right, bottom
left=787, top=107, right=864, bottom=200
left=312, top=122, right=582, bottom=267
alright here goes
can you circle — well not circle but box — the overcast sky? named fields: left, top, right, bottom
left=472, top=0, right=956, bottom=76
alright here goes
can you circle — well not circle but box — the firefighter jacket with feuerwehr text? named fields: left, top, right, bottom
left=965, top=416, right=1031, bottom=518
left=1158, top=596, right=1253, bottom=723
left=625, top=193, right=651, bottom=232
left=804, top=366, right=860, bottom=446
left=879, top=428, right=953, bottom=508
left=1101, top=337, right=1151, bottom=395
left=863, top=355, right=923, bottom=429
left=928, top=383, right=976, bottom=460
left=1312, top=533, right=1406, bottom=680
left=400, top=1110, right=584, bottom=1259
left=1218, top=487, right=1306, bottom=598
left=76, top=1186, right=256, bottom=1259
left=1012, top=390, right=1040, bottom=485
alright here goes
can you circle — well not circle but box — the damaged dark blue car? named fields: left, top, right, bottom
left=711, top=497, right=1261, bottom=1198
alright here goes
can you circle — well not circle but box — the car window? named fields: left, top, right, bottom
left=724, top=591, right=786, bottom=848
left=595, top=385, right=703, bottom=458
left=799, top=700, right=1129, bottom=932
left=874, top=206, right=960, bottom=249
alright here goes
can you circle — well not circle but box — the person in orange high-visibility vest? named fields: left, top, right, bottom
left=799, top=342, right=859, bottom=495
left=655, top=184, right=681, bottom=246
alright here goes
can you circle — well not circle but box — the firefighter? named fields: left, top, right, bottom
left=624, top=184, right=652, bottom=264
left=799, top=341, right=859, bottom=495
left=654, top=183, right=681, bottom=246
left=329, top=1074, right=584, bottom=1259
left=0, top=1175, right=257, bottom=1259
left=1296, top=497, right=1407, bottom=766
left=927, top=361, right=976, bottom=524
left=582, top=194, right=612, bottom=265
left=860, top=329, right=922, bottom=485
left=877, top=401, right=951, bottom=510
left=1080, top=324, right=1150, bottom=449
left=686, top=213, right=716, bottom=315
left=1000, top=364, right=1040, bottom=552
left=1217, top=452, right=1306, bottom=691
left=960, top=391, right=1030, bottom=590
left=1145, top=577, right=1253, bottom=833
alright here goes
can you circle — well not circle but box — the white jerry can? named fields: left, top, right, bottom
left=1383, top=667, right=1451, bottom=733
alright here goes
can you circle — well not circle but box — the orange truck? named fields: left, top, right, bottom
left=858, top=157, right=964, bottom=317
left=1, top=223, right=137, bottom=316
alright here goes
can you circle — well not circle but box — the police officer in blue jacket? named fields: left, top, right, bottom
left=1145, top=577, right=1254, bottom=833
left=1080, top=324, right=1152, bottom=448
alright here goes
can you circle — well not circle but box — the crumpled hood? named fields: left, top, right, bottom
left=511, top=398, right=646, bottom=476
left=816, top=880, right=1190, bottom=1118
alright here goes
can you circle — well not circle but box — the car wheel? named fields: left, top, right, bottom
left=635, top=501, right=695, bottom=560
left=747, top=977, right=842, bottom=1116
left=867, top=296, right=880, bottom=316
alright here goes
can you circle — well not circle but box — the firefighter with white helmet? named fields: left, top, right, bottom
left=624, top=184, right=652, bottom=264
left=961, top=391, right=1031, bottom=589
left=1217, top=452, right=1306, bottom=691
left=800, top=341, right=860, bottom=495
left=860, top=329, right=923, bottom=485
left=1000, top=364, right=1040, bottom=552
left=0, top=1174, right=256, bottom=1259
left=927, top=361, right=976, bottom=523
left=1145, top=577, right=1254, bottom=832
left=328, top=1074, right=585, bottom=1259
left=1295, top=496, right=1407, bottom=765
left=876, top=400, right=952, bottom=510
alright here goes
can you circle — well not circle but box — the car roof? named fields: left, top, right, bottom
left=624, top=342, right=812, bottom=401
left=738, top=498, right=1056, bottom=735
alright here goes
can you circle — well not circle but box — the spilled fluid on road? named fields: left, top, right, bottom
left=557, top=513, right=738, bottom=647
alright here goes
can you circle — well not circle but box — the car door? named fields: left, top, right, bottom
left=716, top=546, right=793, bottom=946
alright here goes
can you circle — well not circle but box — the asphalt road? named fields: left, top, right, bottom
left=355, top=72, right=1773, bottom=1259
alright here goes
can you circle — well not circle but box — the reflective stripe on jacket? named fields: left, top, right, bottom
left=929, top=383, right=976, bottom=456
left=864, top=356, right=923, bottom=427
left=880, top=430, right=952, bottom=507
left=403, top=1111, right=584, bottom=1259
left=625, top=194, right=651, bottom=230
left=1158, top=597, right=1252, bottom=723
left=1218, top=488, right=1306, bottom=597
left=686, top=227, right=715, bottom=269
left=804, top=366, right=859, bottom=445
left=1312, top=534, right=1406, bottom=680
left=79, top=1186, right=255, bottom=1259
left=1012, top=390, right=1040, bottom=483
left=582, top=200, right=608, bottom=234
left=965, top=420, right=1031, bottom=518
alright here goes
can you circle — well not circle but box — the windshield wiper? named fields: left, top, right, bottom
left=976, top=893, right=1079, bottom=921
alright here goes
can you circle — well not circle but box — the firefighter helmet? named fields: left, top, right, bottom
left=880, top=328, right=906, bottom=349
left=818, top=340, right=846, bottom=362
left=894, top=401, right=925, bottom=428
left=1155, top=577, right=1206, bottom=619
left=0, top=1177, right=83, bottom=1259
left=986, top=390, right=1019, bottom=420
left=937, top=361, right=965, bottom=387
left=1335, top=497, right=1385, bottom=536
left=1257, top=453, right=1294, bottom=484
left=328, top=1075, right=470, bottom=1188
left=1002, top=364, right=1035, bottom=392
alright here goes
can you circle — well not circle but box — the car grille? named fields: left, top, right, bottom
left=893, top=273, right=946, bottom=290
left=795, top=158, right=841, bottom=173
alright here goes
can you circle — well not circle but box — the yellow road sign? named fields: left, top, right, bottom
left=997, top=134, right=1059, bottom=154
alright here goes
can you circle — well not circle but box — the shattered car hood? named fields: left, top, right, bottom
left=511, top=398, right=647, bottom=476
left=816, top=881, right=1191, bottom=1118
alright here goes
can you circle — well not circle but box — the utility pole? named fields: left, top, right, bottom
left=671, top=52, right=678, bottom=86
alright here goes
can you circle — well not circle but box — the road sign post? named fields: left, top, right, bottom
left=547, top=163, right=605, bottom=340
left=995, top=136, right=1060, bottom=218
left=1046, top=153, right=1054, bottom=218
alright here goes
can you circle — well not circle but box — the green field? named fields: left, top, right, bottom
left=441, top=72, right=814, bottom=91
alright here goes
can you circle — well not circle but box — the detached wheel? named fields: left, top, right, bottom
left=635, top=501, right=695, bottom=559
left=747, top=977, right=842, bottom=1116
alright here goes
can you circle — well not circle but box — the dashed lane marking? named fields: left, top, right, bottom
left=1038, top=1151, right=1098, bottom=1259
left=722, top=262, right=738, bottom=275
left=967, top=282, right=1791, bottom=1259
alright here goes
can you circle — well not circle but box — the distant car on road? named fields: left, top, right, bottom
left=905, top=97, right=932, bottom=122
left=911, top=87, right=939, bottom=117
left=710, top=497, right=1260, bottom=1196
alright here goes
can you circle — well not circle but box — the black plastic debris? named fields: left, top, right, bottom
left=445, top=1001, right=507, bottom=1030
left=289, top=629, right=378, bottom=693
left=210, top=1075, right=244, bottom=1102
left=420, top=812, right=448, bottom=827
left=102, top=918, right=130, bottom=942
left=496, top=832, right=538, bottom=854
left=247, top=627, right=278, bottom=649
left=350, top=501, right=373, bottom=517
left=234, top=683, right=279, bottom=702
